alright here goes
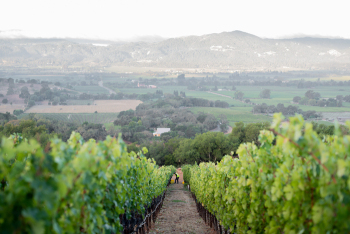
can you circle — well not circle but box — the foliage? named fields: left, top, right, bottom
left=113, top=98, right=224, bottom=142
left=188, top=114, right=350, bottom=233
left=311, top=121, right=349, bottom=136
left=0, top=132, right=175, bottom=233
left=228, top=121, right=270, bottom=153
left=182, top=164, right=194, bottom=184
left=293, top=90, right=342, bottom=107
left=234, top=91, right=244, bottom=100
left=0, top=114, right=111, bottom=146
left=253, top=103, right=322, bottom=119
left=259, top=89, right=271, bottom=99
left=173, top=132, right=233, bottom=165
left=142, top=138, right=182, bottom=166
left=13, top=109, right=24, bottom=116
left=0, top=112, right=17, bottom=125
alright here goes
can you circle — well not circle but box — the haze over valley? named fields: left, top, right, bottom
left=1, top=31, right=350, bottom=72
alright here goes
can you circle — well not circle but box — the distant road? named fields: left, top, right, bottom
left=98, top=80, right=116, bottom=94
left=206, top=91, right=232, bottom=99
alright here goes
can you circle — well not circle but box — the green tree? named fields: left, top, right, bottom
left=293, top=96, right=301, bottom=103
left=259, top=89, right=271, bottom=99
left=19, top=86, right=30, bottom=99
left=6, top=87, right=14, bottom=95
left=27, top=100, right=35, bottom=107
left=13, top=109, right=24, bottom=116
left=234, top=91, right=244, bottom=100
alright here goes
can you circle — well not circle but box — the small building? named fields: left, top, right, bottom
left=153, top=128, right=171, bottom=137
left=148, top=85, right=157, bottom=88
left=138, top=82, right=147, bottom=87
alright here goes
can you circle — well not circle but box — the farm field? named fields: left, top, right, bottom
left=116, top=85, right=350, bottom=111
left=219, top=86, right=350, bottom=99
left=66, top=99, right=94, bottom=105
left=25, top=100, right=142, bottom=113
left=20, top=113, right=119, bottom=124
left=72, top=85, right=110, bottom=94
left=0, top=104, right=25, bottom=113
left=9, top=74, right=87, bottom=86
left=189, top=107, right=272, bottom=125
left=117, top=87, right=248, bottom=106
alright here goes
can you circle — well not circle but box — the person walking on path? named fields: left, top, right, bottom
left=174, top=172, right=180, bottom=184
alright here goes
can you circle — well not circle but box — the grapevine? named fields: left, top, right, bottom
left=0, top=132, right=175, bottom=234
left=185, top=113, right=350, bottom=233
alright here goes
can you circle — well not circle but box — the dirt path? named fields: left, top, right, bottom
left=98, top=80, right=116, bottom=94
left=150, top=169, right=215, bottom=234
left=206, top=91, right=232, bottom=99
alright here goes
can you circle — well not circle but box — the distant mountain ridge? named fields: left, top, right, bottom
left=1, top=31, right=350, bottom=71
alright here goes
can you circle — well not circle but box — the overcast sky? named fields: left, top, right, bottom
left=0, top=0, right=348, bottom=40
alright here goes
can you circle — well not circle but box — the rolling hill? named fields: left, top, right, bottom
left=1, top=31, right=350, bottom=71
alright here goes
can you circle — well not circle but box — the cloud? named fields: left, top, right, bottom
left=0, top=29, right=167, bottom=43
left=0, top=29, right=26, bottom=38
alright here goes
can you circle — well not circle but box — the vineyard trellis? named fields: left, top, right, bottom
left=184, top=113, right=350, bottom=233
left=0, top=132, right=175, bottom=233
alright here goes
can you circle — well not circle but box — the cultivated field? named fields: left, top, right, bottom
left=115, top=85, right=350, bottom=111
left=25, top=100, right=142, bottom=113
left=72, top=86, right=110, bottom=94
left=0, top=104, right=25, bottom=113
left=189, top=107, right=272, bottom=126
left=66, top=99, right=94, bottom=105
left=23, top=113, right=119, bottom=124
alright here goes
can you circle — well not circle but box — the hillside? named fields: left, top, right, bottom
left=1, top=31, right=350, bottom=71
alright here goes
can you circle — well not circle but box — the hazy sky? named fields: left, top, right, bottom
left=0, top=0, right=348, bottom=40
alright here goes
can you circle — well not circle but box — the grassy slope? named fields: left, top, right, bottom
left=189, top=107, right=272, bottom=126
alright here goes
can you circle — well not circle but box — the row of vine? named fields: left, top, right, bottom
left=0, top=132, right=176, bottom=233
left=184, top=114, right=350, bottom=233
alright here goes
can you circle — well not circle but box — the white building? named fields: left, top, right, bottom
left=153, top=128, right=171, bottom=137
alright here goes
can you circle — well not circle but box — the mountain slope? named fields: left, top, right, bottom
left=1, top=31, right=350, bottom=71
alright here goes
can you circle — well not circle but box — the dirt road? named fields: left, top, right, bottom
left=206, top=91, right=232, bottom=99
left=98, top=80, right=116, bottom=94
left=150, top=169, right=215, bottom=234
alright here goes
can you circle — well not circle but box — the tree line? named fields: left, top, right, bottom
left=293, top=90, right=343, bottom=107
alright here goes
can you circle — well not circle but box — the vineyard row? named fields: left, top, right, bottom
left=183, top=114, right=350, bottom=234
left=0, top=132, right=176, bottom=233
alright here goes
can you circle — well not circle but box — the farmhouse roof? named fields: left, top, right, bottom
left=154, top=128, right=171, bottom=135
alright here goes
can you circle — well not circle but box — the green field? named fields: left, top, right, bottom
left=72, top=86, right=109, bottom=94
left=218, top=86, right=350, bottom=99
left=20, top=113, right=118, bottom=124
left=189, top=107, right=272, bottom=126
left=118, top=85, right=350, bottom=113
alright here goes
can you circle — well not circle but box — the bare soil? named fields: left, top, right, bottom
left=150, top=169, right=215, bottom=234
left=0, top=104, right=26, bottom=113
